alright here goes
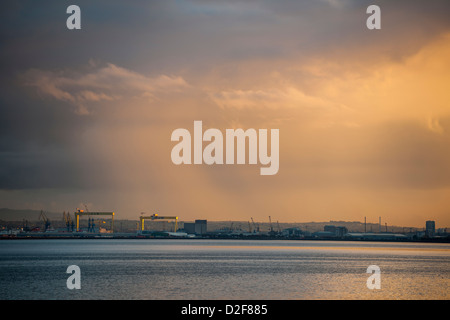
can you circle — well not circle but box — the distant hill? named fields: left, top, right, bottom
left=0, top=208, right=62, bottom=222
left=201, top=220, right=422, bottom=234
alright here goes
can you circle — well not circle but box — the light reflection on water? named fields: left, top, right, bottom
left=0, top=239, right=448, bottom=300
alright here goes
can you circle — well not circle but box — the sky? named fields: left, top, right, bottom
left=1, top=0, right=450, bottom=228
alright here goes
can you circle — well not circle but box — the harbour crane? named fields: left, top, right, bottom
left=39, top=210, right=51, bottom=232
left=88, top=218, right=106, bottom=232
left=140, top=213, right=178, bottom=232
left=74, top=208, right=115, bottom=232
left=251, top=217, right=259, bottom=233
left=63, top=211, right=74, bottom=232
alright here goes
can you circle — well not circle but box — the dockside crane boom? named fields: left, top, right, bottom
left=140, top=213, right=178, bottom=232
left=39, top=210, right=51, bottom=232
left=251, top=217, right=259, bottom=233
left=74, top=208, right=114, bottom=232
left=63, top=211, right=73, bottom=231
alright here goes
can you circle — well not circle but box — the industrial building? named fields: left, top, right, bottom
left=312, top=225, right=349, bottom=238
left=281, top=227, right=303, bottom=238
left=183, top=220, right=207, bottom=236
left=426, top=221, right=436, bottom=237
left=324, top=225, right=348, bottom=237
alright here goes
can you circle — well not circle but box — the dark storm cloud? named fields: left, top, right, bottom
left=2, top=1, right=450, bottom=73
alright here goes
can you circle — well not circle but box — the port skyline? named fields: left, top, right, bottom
left=1, top=207, right=447, bottom=241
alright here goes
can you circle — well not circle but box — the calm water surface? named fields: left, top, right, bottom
left=0, top=239, right=448, bottom=300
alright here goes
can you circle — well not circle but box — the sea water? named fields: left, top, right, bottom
left=0, top=239, right=448, bottom=300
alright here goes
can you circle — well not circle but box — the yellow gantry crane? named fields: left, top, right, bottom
left=140, top=213, right=178, bottom=232
left=74, top=208, right=115, bottom=232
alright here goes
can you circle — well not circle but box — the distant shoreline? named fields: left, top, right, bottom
left=1, top=233, right=449, bottom=243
